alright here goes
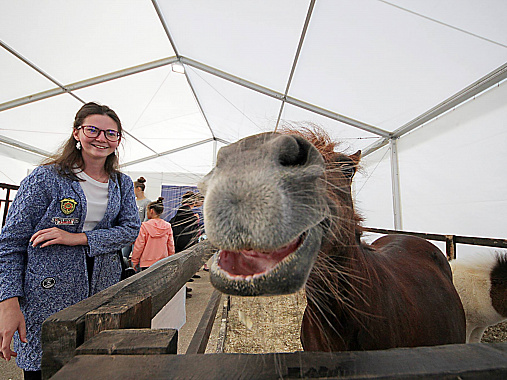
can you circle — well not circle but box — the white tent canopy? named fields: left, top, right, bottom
left=1, top=0, right=506, bottom=249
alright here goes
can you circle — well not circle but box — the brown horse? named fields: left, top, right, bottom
left=199, top=127, right=466, bottom=351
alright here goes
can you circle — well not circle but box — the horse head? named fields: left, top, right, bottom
left=199, top=128, right=361, bottom=296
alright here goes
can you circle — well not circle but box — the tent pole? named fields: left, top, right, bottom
left=212, top=139, right=218, bottom=168
left=390, top=138, right=402, bottom=230
left=275, top=0, right=316, bottom=131
left=180, top=57, right=390, bottom=138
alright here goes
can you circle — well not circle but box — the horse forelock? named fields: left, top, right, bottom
left=278, top=123, right=340, bottom=163
left=277, top=123, right=366, bottom=250
left=275, top=125, right=379, bottom=350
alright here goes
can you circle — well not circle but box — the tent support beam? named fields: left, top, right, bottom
left=389, top=138, right=402, bottom=230
left=362, top=137, right=390, bottom=157
left=122, top=138, right=214, bottom=168
left=362, top=62, right=507, bottom=157
left=275, top=0, right=316, bottom=131
left=392, top=62, right=507, bottom=139
left=0, top=135, right=52, bottom=159
left=0, top=40, right=85, bottom=105
left=152, top=0, right=217, bottom=139
left=151, top=0, right=180, bottom=57
left=0, top=57, right=179, bottom=113
left=212, top=140, right=218, bottom=168
left=180, top=57, right=390, bottom=138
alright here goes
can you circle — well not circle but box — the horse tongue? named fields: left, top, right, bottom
left=219, top=250, right=276, bottom=276
left=218, top=239, right=300, bottom=277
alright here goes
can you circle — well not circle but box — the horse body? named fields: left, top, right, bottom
left=451, top=253, right=507, bottom=343
left=200, top=128, right=466, bottom=351
left=302, top=234, right=465, bottom=351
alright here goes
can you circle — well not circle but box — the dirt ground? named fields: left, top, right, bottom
left=224, top=292, right=507, bottom=353
left=225, top=291, right=306, bottom=353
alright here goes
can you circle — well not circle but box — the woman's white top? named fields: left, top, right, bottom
left=76, top=171, right=109, bottom=232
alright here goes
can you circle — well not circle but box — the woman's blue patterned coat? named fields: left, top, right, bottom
left=0, top=165, right=141, bottom=371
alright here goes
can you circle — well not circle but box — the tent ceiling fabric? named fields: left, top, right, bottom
left=1, top=1, right=506, bottom=240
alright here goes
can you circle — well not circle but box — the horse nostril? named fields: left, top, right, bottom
left=278, top=135, right=311, bottom=167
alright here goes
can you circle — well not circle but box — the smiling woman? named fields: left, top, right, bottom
left=73, top=115, right=121, bottom=169
left=0, top=102, right=141, bottom=379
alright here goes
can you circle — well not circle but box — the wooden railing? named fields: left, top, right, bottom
left=0, top=182, right=19, bottom=228
left=364, top=227, right=507, bottom=260
left=42, top=231, right=507, bottom=379
left=41, top=240, right=216, bottom=379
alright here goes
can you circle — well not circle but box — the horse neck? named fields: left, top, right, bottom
left=305, top=180, right=372, bottom=308
left=306, top=225, right=373, bottom=312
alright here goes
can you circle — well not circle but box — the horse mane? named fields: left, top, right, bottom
left=278, top=123, right=379, bottom=350
left=278, top=122, right=341, bottom=163
left=278, top=122, right=365, bottom=236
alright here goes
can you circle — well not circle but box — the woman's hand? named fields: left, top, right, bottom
left=0, top=297, right=27, bottom=361
left=30, top=228, right=88, bottom=248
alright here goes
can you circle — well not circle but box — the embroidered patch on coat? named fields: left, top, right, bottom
left=41, top=277, right=56, bottom=289
left=60, top=198, right=78, bottom=215
left=52, top=217, right=80, bottom=226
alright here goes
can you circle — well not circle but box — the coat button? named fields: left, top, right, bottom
left=41, top=277, right=56, bottom=289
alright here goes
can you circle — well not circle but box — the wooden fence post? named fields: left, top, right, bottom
left=41, top=240, right=215, bottom=379
left=445, top=235, right=456, bottom=260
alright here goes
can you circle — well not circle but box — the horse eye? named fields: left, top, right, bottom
left=341, top=164, right=355, bottom=178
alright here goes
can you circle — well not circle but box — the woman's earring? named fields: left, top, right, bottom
left=76, top=141, right=82, bottom=150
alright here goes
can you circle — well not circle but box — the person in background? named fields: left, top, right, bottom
left=122, top=177, right=151, bottom=259
left=130, top=197, right=189, bottom=326
left=193, top=193, right=209, bottom=271
left=131, top=197, right=174, bottom=272
left=170, top=191, right=204, bottom=293
left=134, top=177, right=151, bottom=222
left=170, top=191, right=203, bottom=253
left=0, top=102, right=140, bottom=379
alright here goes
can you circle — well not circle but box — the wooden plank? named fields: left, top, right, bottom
left=455, top=235, right=507, bottom=249
left=41, top=240, right=215, bottom=379
left=41, top=278, right=133, bottom=380
left=51, top=342, right=507, bottom=379
left=216, top=295, right=230, bottom=353
left=364, top=227, right=447, bottom=242
left=75, top=329, right=177, bottom=355
left=186, top=289, right=222, bottom=354
left=364, top=227, right=507, bottom=250
left=84, top=297, right=152, bottom=341
left=84, top=240, right=215, bottom=341
left=0, top=182, right=20, bottom=190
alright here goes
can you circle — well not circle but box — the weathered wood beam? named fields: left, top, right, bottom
left=75, top=329, right=178, bottom=355
left=185, top=289, right=222, bottom=354
left=50, top=342, right=507, bottom=379
left=41, top=240, right=215, bottom=379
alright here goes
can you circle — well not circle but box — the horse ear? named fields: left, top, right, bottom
left=349, top=150, right=361, bottom=164
left=339, top=150, right=361, bottom=179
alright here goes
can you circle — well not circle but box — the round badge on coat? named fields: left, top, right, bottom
left=41, top=277, right=56, bottom=289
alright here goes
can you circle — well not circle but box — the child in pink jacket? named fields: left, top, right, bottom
left=131, top=197, right=175, bottom=271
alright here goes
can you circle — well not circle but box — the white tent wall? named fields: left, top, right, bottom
left=0, top=152, right=34, bottom=185
left=288, top=0, right=507, bottom=131
left=185, top=66, right=283, bottom=141
left=397, top=80, right=507, bottom=239
left=357, top=79, right=507, bottom=256
left=355, top=145, right=395, bottom=231
left=1, top=0, right=507, bottom=251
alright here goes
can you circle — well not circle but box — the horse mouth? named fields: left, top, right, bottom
left=217, top=234, right=305, bottom=279
left=210, top=226, right=323, bottom=296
